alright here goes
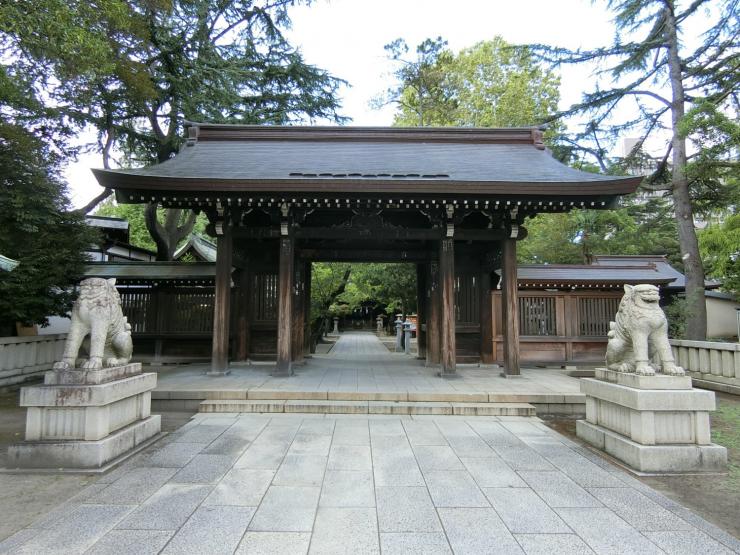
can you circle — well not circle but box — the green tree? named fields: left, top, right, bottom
left=0, top=122, right=94, bottom=333
left=527, top=0, right=739, bottom=339
left=95, top=198, right=207, bottom=252
left=2, top=0, right=346, bottom=258
left=699, top=214, right=740, bottom=300
left=378, top=36, right=560, bottom=132
left=337, top=264, right=417, bottom=316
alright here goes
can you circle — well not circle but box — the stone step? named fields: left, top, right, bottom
left=198, top=399, right=536, bottom=416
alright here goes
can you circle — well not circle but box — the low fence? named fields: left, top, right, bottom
left=0, top=334, right=66, bottom=388
left=670, top=339, right=740, bottom=394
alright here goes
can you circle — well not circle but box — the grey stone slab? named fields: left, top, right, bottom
left=332, top=422, right=370, bottom=445
left=204, top=468, right=274, bottom=506
left=438, top=507, right=524, bottom=554
left=372, top=451, right=425, bottom=487
left=424, top=470, right=489, bottom=508
left=170, top=454, right=235, bottom=484
left=201, top=435, right=251, bottom=456
left=369, top=419, right=406, bottom=437
left=445, top=435, right=495, bottom=458
left=460, top=456, right=527, bottom=488
left=248, top=486, right=320, bottom=532
left=376, top=486, right=442, bottom=532
left=546, top=454, right=626, bottom=488
left=380, top=532, right=452, bottom=555
left=235, top=440, right=291, bottom=470
left=273, top=454, right=327, bottom=487
left=11, top=504, right=135, bottom=555
left=173, top=424, right=228, bottom=444
left=288, top=433, right=332, bottom=456
left=412, top=445, right=465, bottom=471
left=309, top=507, right=379, bottom=555
left=161, top=505, right=255, bottom=555
left=327, top=444, right=372, bottom=470
left=484, top=487, right=570, bottom=533
left=88, top=467, right=178, bottom=504
left=87, top=530, right=174, bottom=555
left=556, top=507, right=664, bottom=555
left=236, top=532, right=311, bottom=555
left=587, top=488, right=693, bottom=531
left=137, top=442, right=205, bottom=468
left=320, top=470, right=375, bottom=507
left=402, top=421, right=448, bottom=445
left=501, top=421, right=549, bottom=437
left=0, top=529, right=38, bottom=553
left=467, top=421, right=525, bottom=446
left=117, top=484, right=212, bottom=530
left=643, top=530, right=737, bottom=555
left=298, top=418, right=335, bottom=435
left=491, top=445, right=556, bottom=471
left=513, top=533, right=594, bottom=555
left=518, top=471, right=601, bottom=508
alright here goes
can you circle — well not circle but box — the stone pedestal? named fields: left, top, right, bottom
left=7, top=363, right=161, bottom=471
left=577, top=368, right=727, bottom=473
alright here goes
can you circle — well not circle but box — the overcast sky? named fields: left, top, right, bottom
left=64, top=0, right=634, bottom=208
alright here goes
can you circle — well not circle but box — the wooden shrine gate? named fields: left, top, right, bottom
left=93, top=124, right=640, bottom=378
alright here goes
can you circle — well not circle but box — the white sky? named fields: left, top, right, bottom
left=63, top=0, right=642, bottom=208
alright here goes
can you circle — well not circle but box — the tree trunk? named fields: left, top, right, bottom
left=665, top=2, right=707, bottom=340
left=144, top=204, right=197, bottom=261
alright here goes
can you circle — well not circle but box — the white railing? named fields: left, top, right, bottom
left=0, top=334, right=66, bottom=388
left=670, top=339, right=740, bottom=390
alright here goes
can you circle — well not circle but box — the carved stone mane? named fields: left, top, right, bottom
left=605, top=284, right=684, bottom=376
left=53, top=278, right=133, bottom=370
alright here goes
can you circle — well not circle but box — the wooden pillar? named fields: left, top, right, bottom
left=502, top=237, right=520, bottom=376
left=479, top=265, right=494, bottom=364
left=209, top=228, right=232, bottom=375
left=303, top=262, right=312, bottom=355
left=235, top=267, right=251, bottom=362
left=439, top=238, right=456, bottom=376
left=416, top=263, right=427, bottom=359
left=292, top=262, right=305, bottom=364
left=275, top=235, right=294, bottom=376
left=426, top=262, right=441, bottom=366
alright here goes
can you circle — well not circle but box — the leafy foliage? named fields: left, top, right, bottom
left=95, top=198, right=207, bottom=251
left=337, top=264, right=417, bottom=316
left=2, top=0, right=347, bottom=258
left=525, top=0, right=739, bottom=338
left=0, top=123, right=95, bottom=331
left=699, top=214, right=740, bottom=300
left=377, top=36, right=560, bottom=134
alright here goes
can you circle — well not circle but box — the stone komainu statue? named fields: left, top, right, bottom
left=605, top=284, right=684, bottom=376
left=53, top=278, right=133, bottom=370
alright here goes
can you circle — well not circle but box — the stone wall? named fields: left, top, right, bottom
left=0, top=334, right=66, bottom=389
left=671, top=339, right=740, bottom=395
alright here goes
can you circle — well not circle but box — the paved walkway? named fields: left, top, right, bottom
left=154, top=332, right=582, bottom=400
left=2, top=412, right=738, bottom=554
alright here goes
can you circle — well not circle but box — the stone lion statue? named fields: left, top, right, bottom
left=53, top=278, right=133, bottom=370
left=605, top=284, right=684, bottom=376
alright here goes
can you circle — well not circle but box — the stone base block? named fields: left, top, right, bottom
left=577, top=420, right=727, bottom=473
left=594, top=368, right=692, bottom=390
left=44, top=363, right=142, bottom=385
left=6, top=415, right=161, bottom=471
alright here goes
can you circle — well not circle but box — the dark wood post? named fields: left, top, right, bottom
left=303, top=261, right=312, bottom=355
left=292, top=262, right=305, bottom=364
left=439, top=238, right=457, bottom=376
left=209, top=227, right=232, bottom=375
left=502, top=237, right=520, bottom=376
left=275, top=235, right=294, bottom=376
left=416, top=263, right=427, bottom=359
left=479, top=265, right=494, bottom=364
left=426, top=262, right=441, bottom=366
left=235, top=267, right=251, bottom=362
